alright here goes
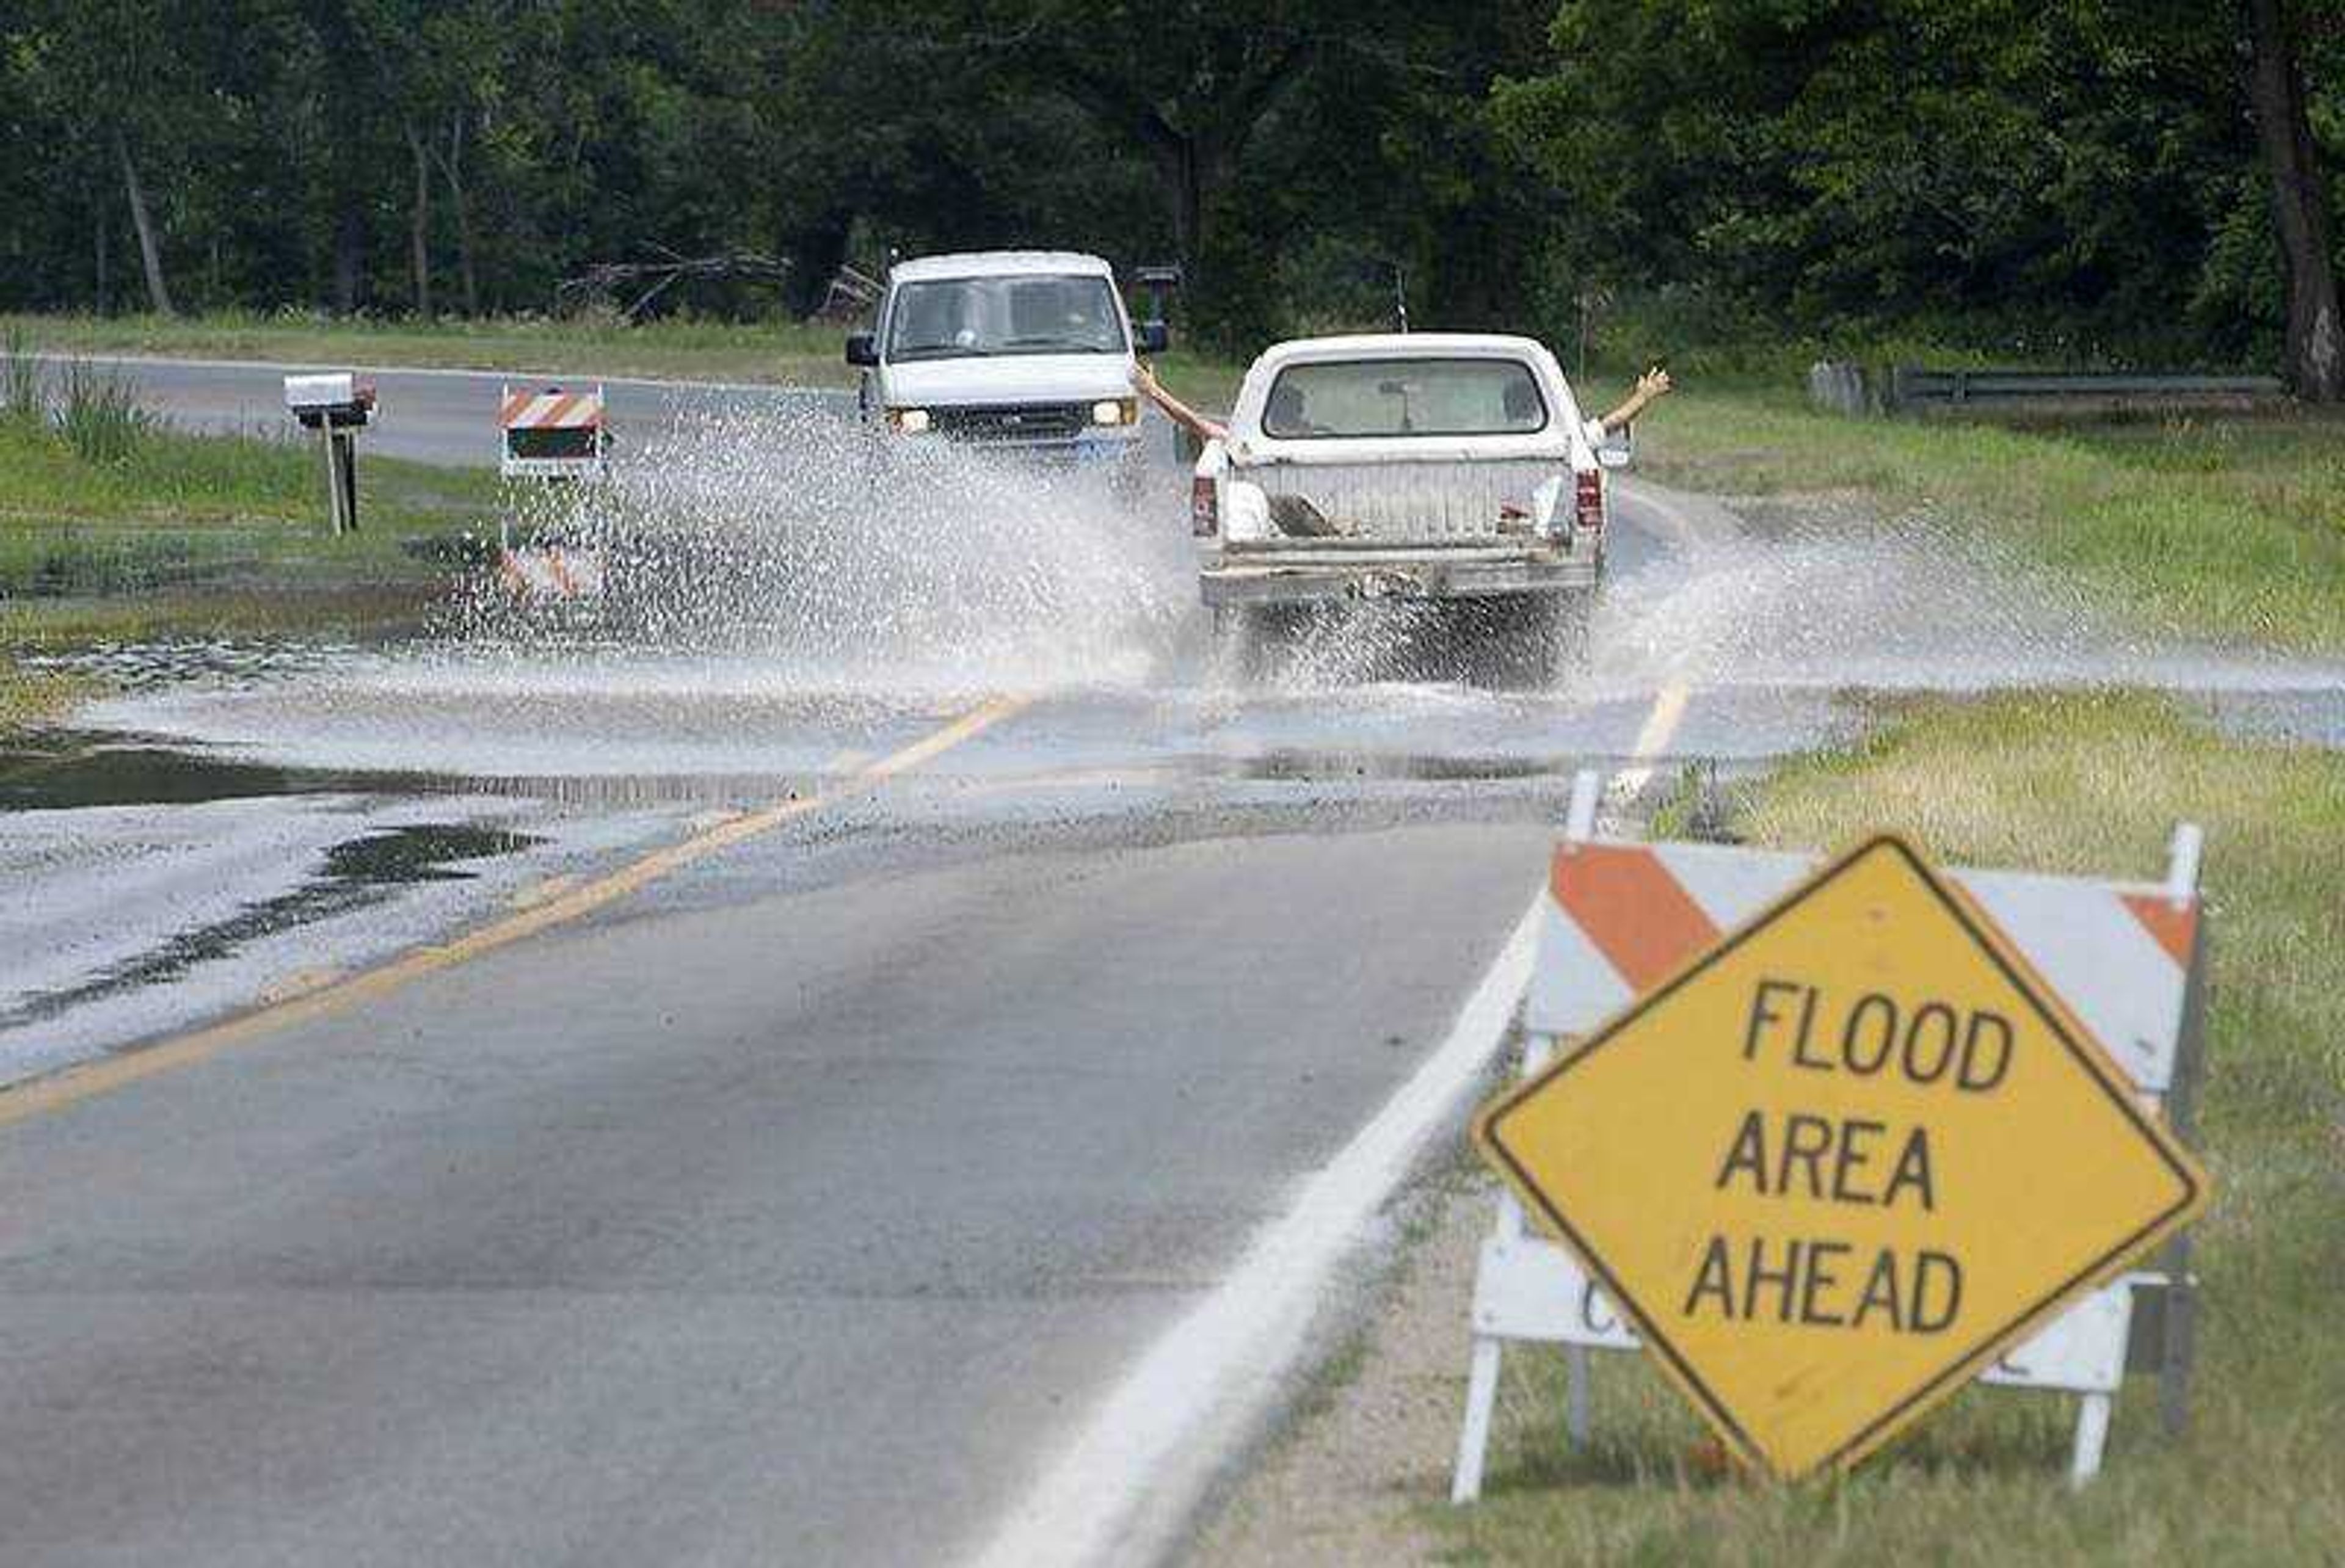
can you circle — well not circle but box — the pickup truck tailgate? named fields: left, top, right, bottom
left=1242, top=457, right=1562, bottom=545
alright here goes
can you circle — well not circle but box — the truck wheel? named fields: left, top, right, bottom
left=1549, top=590, right=1594, bottom=675
left=1213, top=604, right=1281, bottom=681
left=1482, top=594, right=1588, bottom=689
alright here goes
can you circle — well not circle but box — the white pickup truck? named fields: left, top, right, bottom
left=1188, top=334, right=1629, bottom=674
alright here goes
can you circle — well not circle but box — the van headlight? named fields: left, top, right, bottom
left=887, top=407, right=933, bottom=434
left=1091, top=397, right=1138, bottom=427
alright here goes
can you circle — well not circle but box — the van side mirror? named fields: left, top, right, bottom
left=1133, top=320, right=1170, bottom=355
left=845, top=332, right=879, bottom=368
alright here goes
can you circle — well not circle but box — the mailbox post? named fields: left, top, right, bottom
left=283, top=373, right=377, bottom=534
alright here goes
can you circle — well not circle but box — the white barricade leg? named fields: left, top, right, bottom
left=2070, top=1393, right=2113, bottom=1488
left=2071, top=1270, right=2140, bottom=1489
left=1453, top=976, right=1576, bottom=1504
left=1449, top=783, right=1596, bottom=1503
left=1565, top=1346, right=1591, bottom=1446
left=1452, top=1337, right=1503, bottom=1503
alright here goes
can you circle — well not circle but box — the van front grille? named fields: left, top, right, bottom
left=931, top=402, right=1091, bottom=441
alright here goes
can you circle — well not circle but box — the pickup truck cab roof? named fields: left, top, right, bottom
left=887, top=250, right=1116, bottom=282
left=1224, top=333, right=1597, bottom=465
left=1243, top=331, right=1551, bottom=368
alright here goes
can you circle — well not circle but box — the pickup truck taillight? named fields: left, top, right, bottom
left=1574, top=469, right=1605, bottom=532
left=1191, top=474, right=1219, bottom=537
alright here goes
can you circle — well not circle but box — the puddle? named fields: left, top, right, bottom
left=0, top=731, right=407, bottom=811
left=21, top=636, right=372, bottom=692
left=0, top=730, right=839, bottom=814
left=0, top=822, right=540, bottom=1032
left=1183, top=748, right=1577, bottom=783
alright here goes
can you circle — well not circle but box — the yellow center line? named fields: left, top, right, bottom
left=0, top=694, right=1031, bottom=1130
left=1608, top=680, right=1693, bottom=800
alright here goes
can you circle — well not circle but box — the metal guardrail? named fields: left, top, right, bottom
left=1809, top=361, right=2288, bottom=416
left=1890, top=367, right=2286, bottom=408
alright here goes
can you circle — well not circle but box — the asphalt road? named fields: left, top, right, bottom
left=0, top=356, right=1723, bottom=1566
left=7, top=354, right=2333, bottom=1566
left=0, top=802, right=1560, bottom=1567
left=40, top=352, right=853, bottom=466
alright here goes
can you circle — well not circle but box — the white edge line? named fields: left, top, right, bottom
left=967, top=895, right=1546, bottom=1568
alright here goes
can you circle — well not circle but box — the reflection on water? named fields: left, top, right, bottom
left=0, top=730, right=842, bottom=813
left=0, top=822, right=539, bottom=1031
left=21, top=636, right=368, bottom=692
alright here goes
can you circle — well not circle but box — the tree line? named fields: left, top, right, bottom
left=1, top=2, right=2336, bottom=396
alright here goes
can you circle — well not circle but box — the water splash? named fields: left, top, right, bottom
left=1580, top=502, right=2328, bottom=699
left=448, top=403, right=1198, bottom=696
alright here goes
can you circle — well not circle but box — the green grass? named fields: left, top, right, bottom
left=1439, top=691, right=2344, bottom=1565
left=1634, top=382, right=2345, bottom=653
left=1151, top=347, right=1245, bottom=410
left=0, top=396, right=489, bottom=657
left=0, top=657, right=95, bottom=733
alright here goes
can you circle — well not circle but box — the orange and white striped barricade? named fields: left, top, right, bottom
left=1450, top=770, right=2207, bottom=1501
left=493, top=542, right=605, bottom=600
left=496, top=383, right=611, bottom=600
left=499, top=383, right=609, bottom=480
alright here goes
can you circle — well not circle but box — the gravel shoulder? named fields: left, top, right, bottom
left=1187, top=1157, right=1491, bottom=1568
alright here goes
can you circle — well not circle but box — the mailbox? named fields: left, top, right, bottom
left=283, top=372, right=377, bottom=430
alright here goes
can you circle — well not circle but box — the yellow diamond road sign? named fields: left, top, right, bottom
left=1475, top=835, right=2209, bottom=1481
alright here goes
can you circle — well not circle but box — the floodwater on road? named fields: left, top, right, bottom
left=7, top=410, right=2342, bottom=1085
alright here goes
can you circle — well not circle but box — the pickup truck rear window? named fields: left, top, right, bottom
left=1261, top=358, right=1547, bottom=438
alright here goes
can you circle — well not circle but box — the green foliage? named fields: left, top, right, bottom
left=0, top=4, right=2335, bottom=366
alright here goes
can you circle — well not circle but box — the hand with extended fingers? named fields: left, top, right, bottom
left=1132, top=358, right=1227, bottom=443
left=1601, top=364, right=1674, bottom=433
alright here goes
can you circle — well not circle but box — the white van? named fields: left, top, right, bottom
left=845, top=251, right=1168, bottom=472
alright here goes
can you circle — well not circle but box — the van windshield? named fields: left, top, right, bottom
left=886, top=275, right=1126, bottom=361
left=1261, top=358, right=1549, bottom=438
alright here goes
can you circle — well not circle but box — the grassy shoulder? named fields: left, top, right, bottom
left=0, top=660, right=94, bottom=731
left=1635, top=382, right=2345, bottom=653
left=1435, top=691, right=2343, bottom=1565
left=0, top=406, right=490, bottom=722
left=4, top=311, right=1251, bottom=407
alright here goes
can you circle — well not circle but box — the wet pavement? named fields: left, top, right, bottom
left=9, top=465, right=2341, bottom=1093
left=4, top=415, right=2343, bottom=1566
